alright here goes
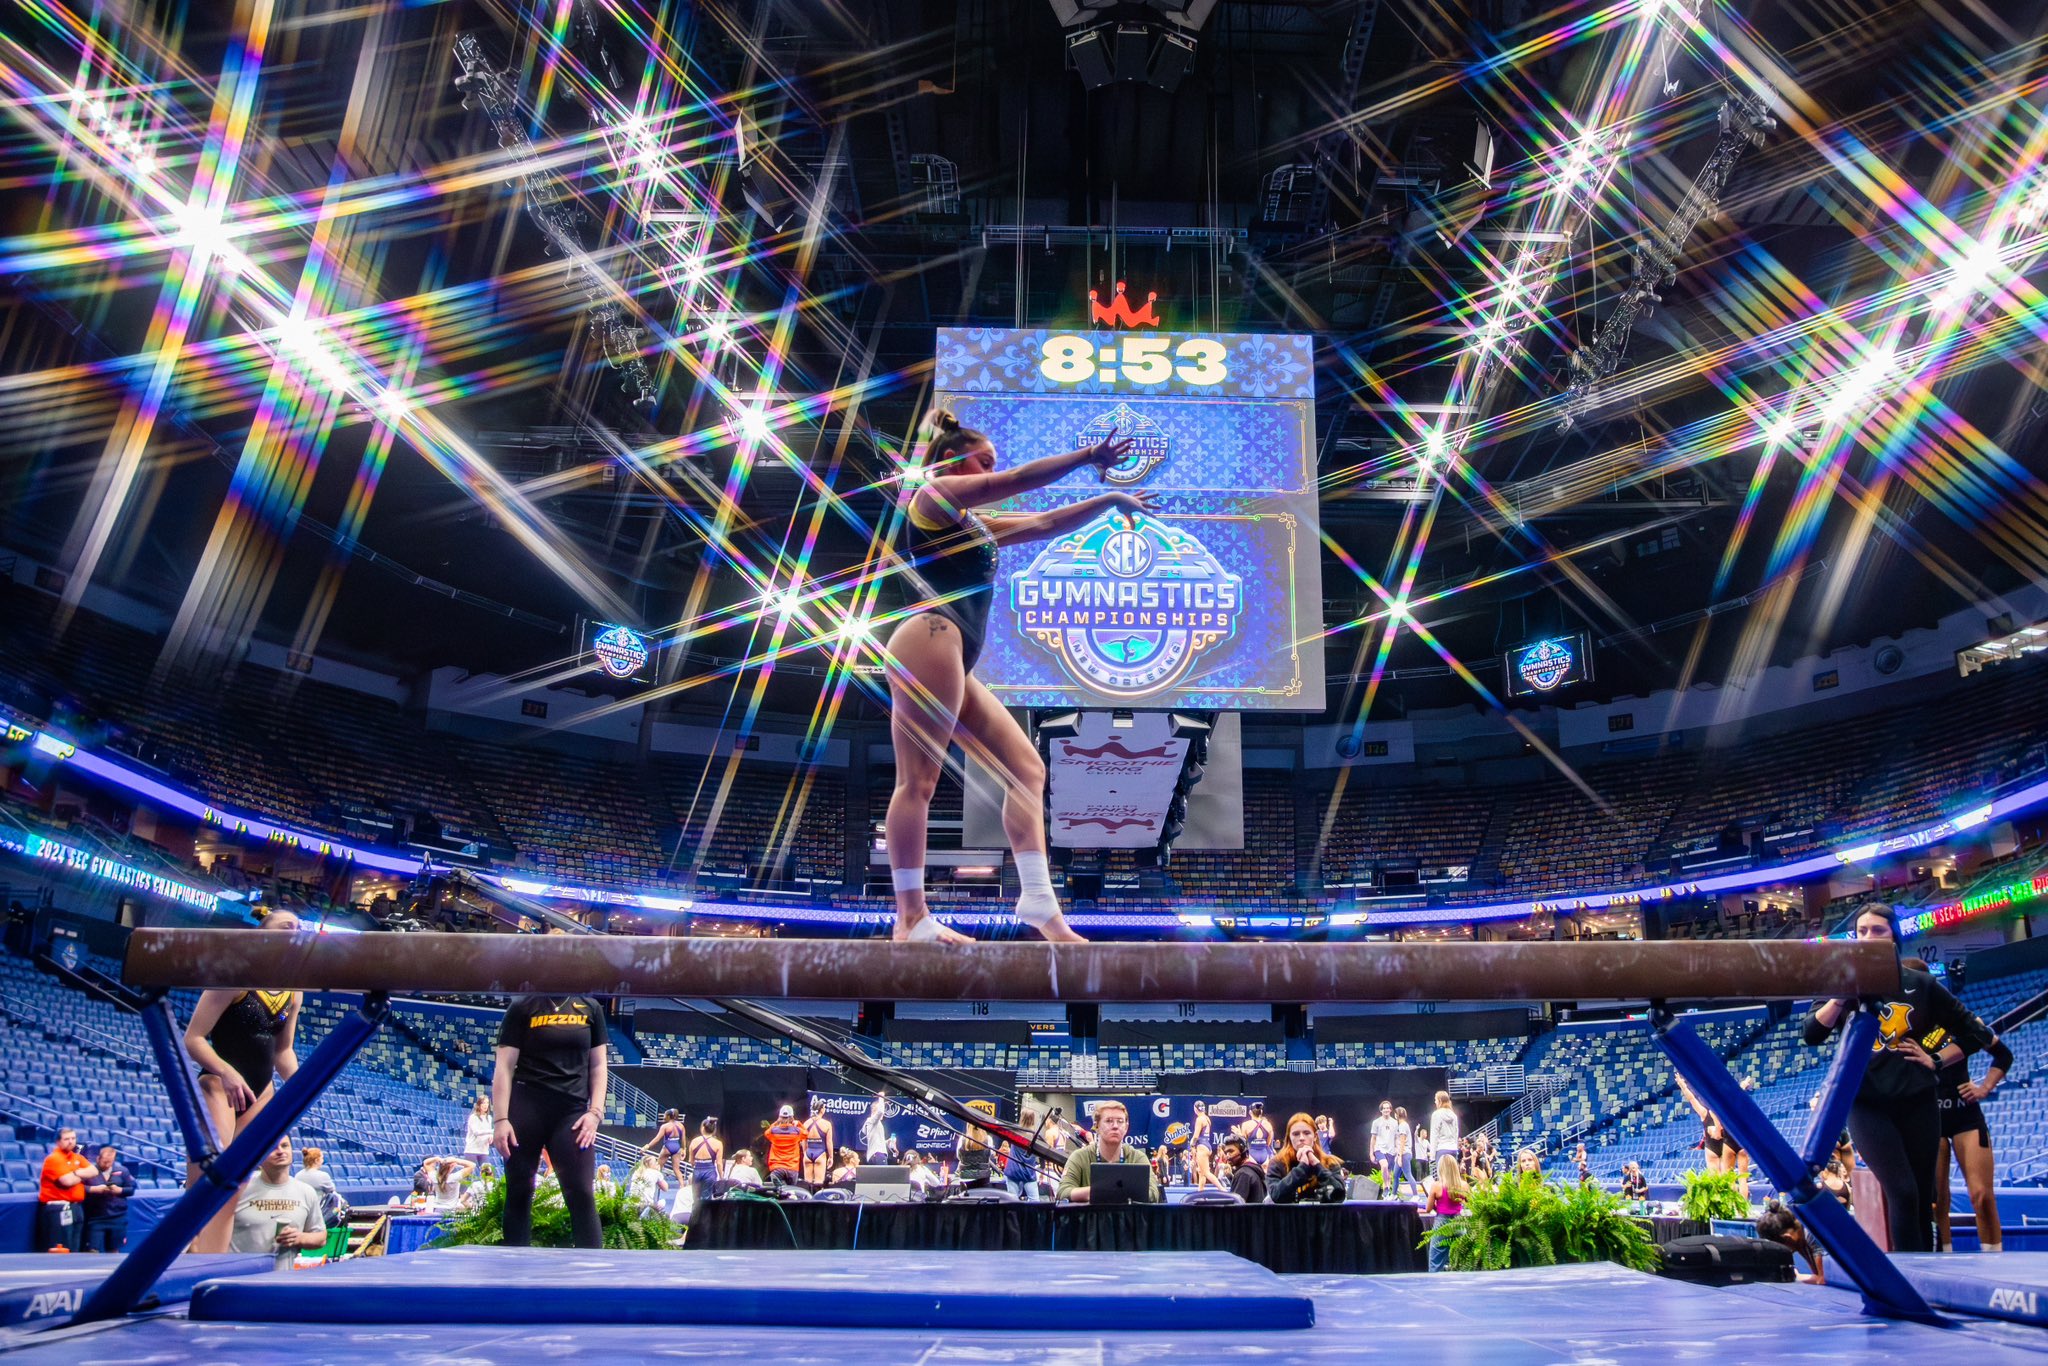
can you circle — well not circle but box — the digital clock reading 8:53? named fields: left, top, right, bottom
left=1037, top=334, right=1229, bottom=387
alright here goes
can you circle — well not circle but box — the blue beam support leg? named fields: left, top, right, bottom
left=138, top=994, right=221, bottom=1166
left=75, top=992, right=391, bottom=1325
left=1649, top=1008, right=1943, bottom=1325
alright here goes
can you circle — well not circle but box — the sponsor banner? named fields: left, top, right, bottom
left=1075, top=1094, right=1263, bottom=1152
left=809, top=1091, right=1009, bottom=1159
left=1047, top=712, right=1187, bottom=849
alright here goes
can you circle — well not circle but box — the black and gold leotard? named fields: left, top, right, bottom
left=900, top=500, right=998, bottom=670
left=205, top=989, right=292, bottom=1095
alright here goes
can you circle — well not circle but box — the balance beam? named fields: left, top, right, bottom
left=123, top=929, right=1898, bottom=1003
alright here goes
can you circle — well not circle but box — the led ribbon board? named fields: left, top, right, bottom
left=932, top=327, right=1323, bottom=710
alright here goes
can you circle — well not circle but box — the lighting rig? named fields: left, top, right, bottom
left=1556, top=94, right=1775, bottom=431
left=451, top=34, right=659, bottom=409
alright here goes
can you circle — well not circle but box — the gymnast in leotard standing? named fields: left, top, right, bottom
left=885, top=412, right=1149, bottom=943
left=801, top=1098, right=835, bottom=1186
left=183, top=910, right=303, bottom=1253
left=643, top=1109, right=688, bottom=1190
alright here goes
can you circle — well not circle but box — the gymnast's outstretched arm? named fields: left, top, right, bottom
left=983, top=491, right=1158, bottom=545
left=916, top=435, right=1131, bottom=515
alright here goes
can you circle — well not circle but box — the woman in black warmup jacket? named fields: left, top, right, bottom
left=492, top=995, right=610, bottom=1248
left=1804, top=904, right=1995, bottom=1253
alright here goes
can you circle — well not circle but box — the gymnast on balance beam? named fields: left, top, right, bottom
left=882, top=410, right=1152, bottom=944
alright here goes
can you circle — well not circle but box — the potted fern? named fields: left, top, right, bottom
left=1424, top=1173, right=1662, bottom=1273
left=1424, top=1172, right=1559, bottom=1271
left=1679, top=1169, right=1749, bottom=1223
left=433, top=1178, right=681, bottom=1251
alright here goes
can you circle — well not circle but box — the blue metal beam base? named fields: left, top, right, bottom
left=75, top=992, right=391, bottom=1325
left=1650, top=1007, right=1944, bottom=1326
left=139, top=994, right=221, bottom=1167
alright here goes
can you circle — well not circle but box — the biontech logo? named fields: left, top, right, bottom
left=1012, top=514, right=1241, bottom=699
left=1080, top=403, right=1169, bottom=485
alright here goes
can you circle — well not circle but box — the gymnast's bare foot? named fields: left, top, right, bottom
left=893, top=909, right=971, bottom=943
left=1028, top=911, right=1087, bottom=943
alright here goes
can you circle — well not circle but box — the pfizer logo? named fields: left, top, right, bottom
left=593, top=625, right=650, bottom=679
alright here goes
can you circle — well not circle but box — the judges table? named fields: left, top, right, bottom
left=684, top=1199, right=1426, bottom=1275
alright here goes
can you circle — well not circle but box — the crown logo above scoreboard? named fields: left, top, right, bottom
left=1087, top=280, right=1161, bottom=330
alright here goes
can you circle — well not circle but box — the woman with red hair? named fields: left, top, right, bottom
left=1266, top=1113, right=1347, bottom=1204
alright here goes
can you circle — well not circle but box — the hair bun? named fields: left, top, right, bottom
left=931, top=410, right=960, bottom=432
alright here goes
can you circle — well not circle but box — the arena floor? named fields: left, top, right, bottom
left=8, top=1253, right=2048, bottom=1363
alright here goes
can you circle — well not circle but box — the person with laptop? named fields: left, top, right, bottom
left=1054, top=1101, right=1160, bottom=1204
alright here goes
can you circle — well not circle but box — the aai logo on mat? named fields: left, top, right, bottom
left=1011, top=514, right=1241, bottom=699
left=1079, top=402, right=1169, bottom=485
left=1515, top=637, right=1575, bottom=693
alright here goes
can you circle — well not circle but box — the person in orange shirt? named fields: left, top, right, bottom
left=39, top=1129, right=95, bottom=1253
left=764, top=1105, right=805, bottom=1184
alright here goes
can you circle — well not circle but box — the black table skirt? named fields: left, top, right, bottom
left=684, top=1200, right=1425, bottom=1275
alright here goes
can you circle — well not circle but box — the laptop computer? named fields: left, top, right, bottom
left=1089, top=1161, right=1152, bottom=1207
left=853, top=1164, right=914, bottom=1202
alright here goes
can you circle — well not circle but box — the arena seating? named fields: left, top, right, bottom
left=5, top=584, right=2048, bottom=914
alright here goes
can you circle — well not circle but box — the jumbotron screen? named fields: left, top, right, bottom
left=931, top=326, right=1324, bottom=710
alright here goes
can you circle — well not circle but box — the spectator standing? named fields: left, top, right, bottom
left=1392, top=1107, right=1414, bottom=1183
left=464, top=1097, right=495, bottom=1167
left=955, top=1120, right=994, bottom=1190
left=1429, top=1091, right=1460, bottom=1167
left=297, top=1147, right=345, bottom=1243
left=861, top=1093, right=891, bottom=1162
left=39, top=1129, right=94, bottom=1252
left=1369, top=1101, right=1402, bottom=1186
left=764, top=1105, right=805, bottom=1182
left=1003, top=1107, right=1042, bottom=1200
left=491, top=993, right=609, bottom=1249
left=1425, top=1153, right=1469, bottom=1272
left=629, top=1152, right=669, bottom=1209
left=232, top=1135, right=326, bottom=1271
left=1620, top=1161, right=1649, bottom=1205
left=81, top=1145, right=135, bottom=1253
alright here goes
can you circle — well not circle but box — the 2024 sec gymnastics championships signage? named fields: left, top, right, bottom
left=931, top=327, right=1325, bottom=711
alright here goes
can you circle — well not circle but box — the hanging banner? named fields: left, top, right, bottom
left=808, top=1090, right=1010, bottom=1159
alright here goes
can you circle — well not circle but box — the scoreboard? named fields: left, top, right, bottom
left=931, top=326, right=1324, bottom=711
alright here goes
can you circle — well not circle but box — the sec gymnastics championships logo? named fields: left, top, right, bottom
left=1010, top=513, right=1241, bottom=700
left=593, top=624, right=651, bottom=679
left=1079, top=402, right=1169, bottom=485
left=1515, top=637, right=1575, bottom=693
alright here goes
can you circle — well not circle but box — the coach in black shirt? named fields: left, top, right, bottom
left=83, top=1146, right=135, bottom=1252
left=492, top=994, right=610, bottom=1248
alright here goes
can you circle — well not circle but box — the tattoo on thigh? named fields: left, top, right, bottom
left=927, top=617, right=950, bottom=637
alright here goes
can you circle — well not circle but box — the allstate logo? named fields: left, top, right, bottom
left=1080, top=403, right=1169, bottom=485
left=593, top=625, right=650, bottom=679
left=1516, top=638, right=1575, bottom=692
left=1011, top=514, right=1241, bottom=699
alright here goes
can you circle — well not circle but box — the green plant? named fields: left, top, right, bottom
left=1546, top=1178, right=1662, bottom=1272
left=1679, top=1168, right=1749, bottom=1223
left=1424, top=1172, right=1559, bottom=1271
left=1423, top=1172, right=1662, bottom=1273
left=432, top=1178, right=679, bottom=1251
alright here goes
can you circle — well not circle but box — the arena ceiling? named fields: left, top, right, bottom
left=4, top=0, right=2047, bottom=728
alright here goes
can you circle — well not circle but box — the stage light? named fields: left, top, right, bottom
left=1822, top=344, right=1895, bottom=419
left=1762, top=413, right=1801, bottom=448
left=731, top=402, right=773, bottom=445
left=835, top=615, right=873, bottom=644
left=900, top=463, right=931, bottom=489
left=373, top=388, right=413, bottom=421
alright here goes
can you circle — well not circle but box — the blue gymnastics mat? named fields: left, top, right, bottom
left=187, top=1247, right=1315, bottom=1330
left=1834, top=1252, right=2048, bottom=1327
left=0, top=1252, right=274, bottom=1331
left=17, top=1263, right=2048, bottom=1364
